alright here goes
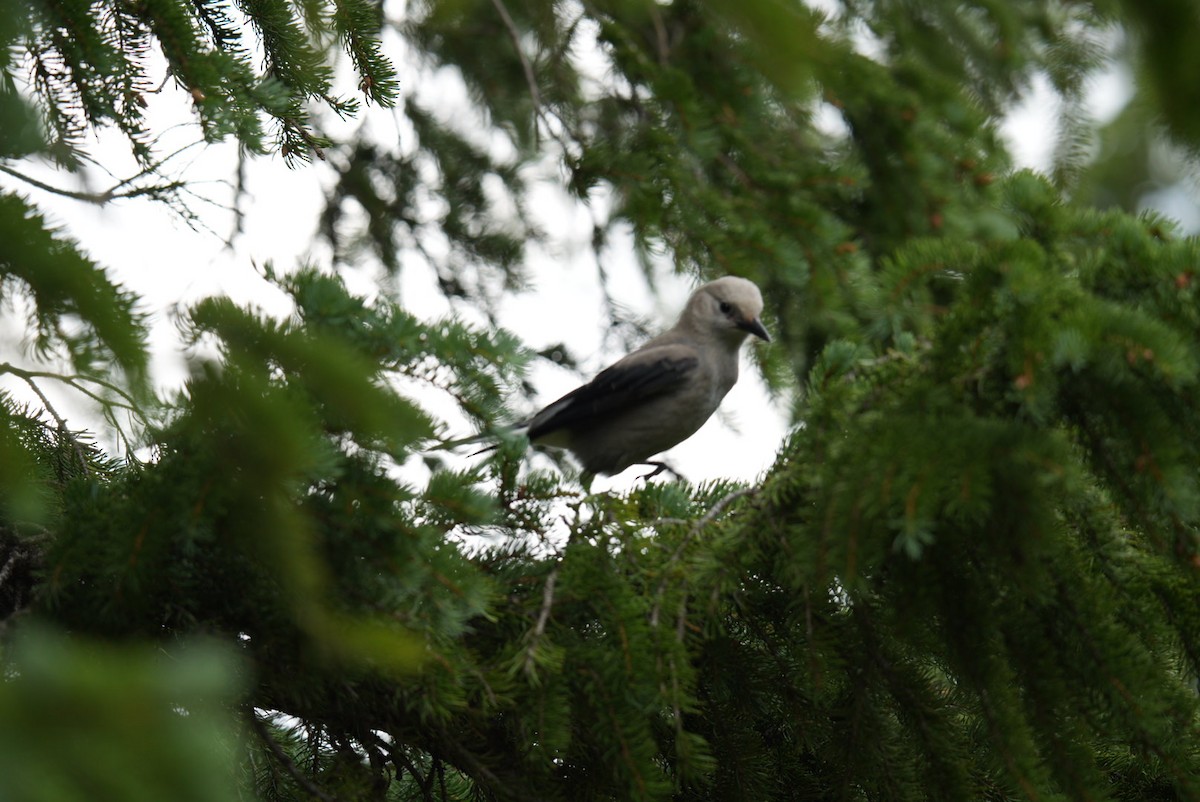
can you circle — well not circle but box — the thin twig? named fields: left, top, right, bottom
left=489, top=0, right=544, bottom=122
left=650, top=486, right=757, bottom=537
left=522, top=565, right=559, bottom=677
left=0, top=162, right=183, bottom=206
left=0, top=365, right=148, bottom=422
left=665, top=591, right=689, bottom=749
left=4, top=134, right=209, bottom=213
left=533, top=566, right=558, bottom=638
left=695, top=486, right=757, bottom=529
left=648, top=4, right=671, bottom=65
left=249, top=714, right=339, bottom=802
left=0, top=163, right=117, bottom=205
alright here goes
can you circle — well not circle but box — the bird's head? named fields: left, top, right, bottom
left=688, top=276, right=771, bottom=344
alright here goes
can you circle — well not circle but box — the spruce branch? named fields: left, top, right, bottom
left=249, top=714, right=340, bottom=802
left=0, top=363, right=151, bottom=459
left=650, top=486, right=757, bottom=629
left=365, top=733, right=433, bottom=801
left=651, top=486, right=758, bottom=531
left=1, top=364, right=93, bottom=474
left=580, top=665, right=648, bottom=797
left=662, top=590, right=689, bottom=752
left=359, top=735, right=390, bottom=798
left=428, top=727, right=504, bottom=794
left=0, top=365, right=147, bottom=423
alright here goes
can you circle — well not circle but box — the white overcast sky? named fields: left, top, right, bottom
left=0, top=18, right=1147, bottom=492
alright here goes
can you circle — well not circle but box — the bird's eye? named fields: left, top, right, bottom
left=719, top=301, right=733, bottom=315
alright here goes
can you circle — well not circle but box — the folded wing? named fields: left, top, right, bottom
left=527, top=345, right=700, bottom=443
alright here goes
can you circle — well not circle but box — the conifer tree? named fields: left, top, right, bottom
left=3, top=1, right=1200, bottom=801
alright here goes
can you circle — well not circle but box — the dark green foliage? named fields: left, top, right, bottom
left=1116, top=0, right=1200, bottom=152
left=712, top=176, right=1200, bottom=798
left=0, top=195, right=148, bottom=379
left=43, top=270, right=508, bottom=663
left=7, top=0, right=1200, bottom=801
left=0, top=627, right=243, bottom=802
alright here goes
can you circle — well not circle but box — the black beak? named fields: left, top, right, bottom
left=739, top=317, right=771, bottom=342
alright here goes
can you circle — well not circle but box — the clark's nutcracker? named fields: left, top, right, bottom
left=443, top=276, right=770, bottom=479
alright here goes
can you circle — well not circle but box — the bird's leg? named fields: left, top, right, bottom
left=637, top=461, right=686, bottom=482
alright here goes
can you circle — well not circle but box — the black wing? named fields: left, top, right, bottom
left=527, top=350, right=699, bottom=441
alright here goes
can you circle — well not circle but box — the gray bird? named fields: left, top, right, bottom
left=442, top=276, right=770, bottom=480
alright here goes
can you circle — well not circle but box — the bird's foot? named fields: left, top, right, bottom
left=637, top=461, right=686, bottom=482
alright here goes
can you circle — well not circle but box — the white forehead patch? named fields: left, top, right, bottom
left=703, top=276, right=763, bottom=315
